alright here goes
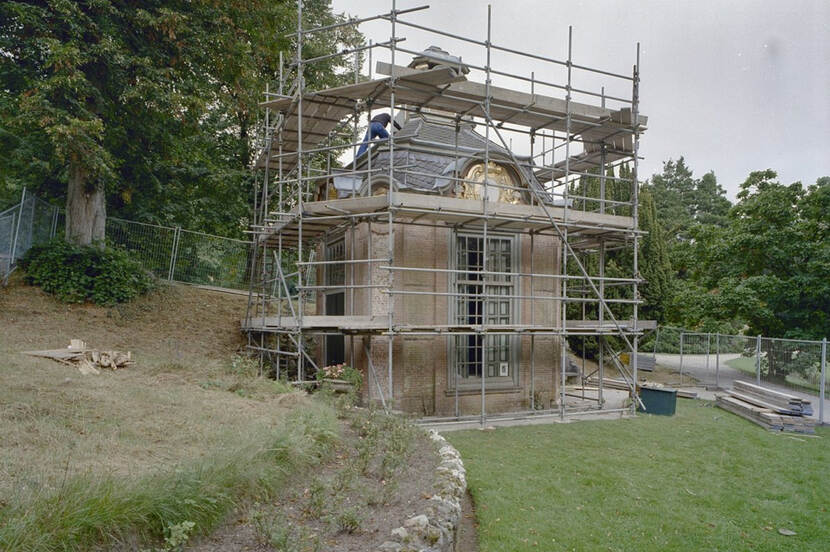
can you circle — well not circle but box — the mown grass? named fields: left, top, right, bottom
left=447, top=400, right=830, bottom=552
left=0, top=400, right=339, bottom=551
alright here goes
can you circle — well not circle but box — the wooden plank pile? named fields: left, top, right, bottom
left=584, top=377, right=698, bottom=399
left=716, top=381, right=815, bottom=434
left=585, top=376, right=630, bottom=391
left=24, top=340, right=133, bottom=375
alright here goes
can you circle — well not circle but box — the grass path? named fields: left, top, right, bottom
left=447, top=400, right=830, bottom=551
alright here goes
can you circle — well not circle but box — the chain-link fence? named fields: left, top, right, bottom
left=104, top=218, right=252, bottom=291
left=1, top=190, right=252, bottom=291
left=0, top=190, right=61, bottom=284
left=170, top=228, right=251, bottom=289
left=650, top=325, right=827, bottom=424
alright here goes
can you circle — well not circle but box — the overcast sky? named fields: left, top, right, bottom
left=330, top=0, right=829, bottom=199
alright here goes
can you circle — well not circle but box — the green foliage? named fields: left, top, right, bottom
left=161, top=521, right=196, bottom=552
left=638, top=187, right=673, bottom=323
left=644, top=158, right=829, bottom=343
left=20, top=239, right=154, bottom=305
left=677, top=172, right=828, bottom=339
left=335, top=507, right=363, bottom=534
left=1, top=1, right=364, bottom=238
left=317, top=363, right=363, bottom=390
left=648, top=157, right=730, bottom=239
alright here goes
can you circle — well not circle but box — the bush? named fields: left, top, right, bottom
left=20, top=239, right=155, bottom=305
left=316, top=363, right=363, bottom=389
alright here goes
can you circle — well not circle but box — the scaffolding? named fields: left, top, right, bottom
left=243, top=1, right=652, bottom=424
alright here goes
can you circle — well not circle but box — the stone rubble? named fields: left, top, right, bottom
left=375, top=430, right=467, bottom=552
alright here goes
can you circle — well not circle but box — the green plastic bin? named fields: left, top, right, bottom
left=637, top=385, right=677, bottom=416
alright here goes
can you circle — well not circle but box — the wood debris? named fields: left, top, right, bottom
left=716, top=382, right=815, bottom=434
left=23, top=340, right=133, bottom=375
left=584, top=377, right=698, bottom=399
left=730, top=380, right=812, bottom=416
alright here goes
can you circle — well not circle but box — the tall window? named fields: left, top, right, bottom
left=324, top=238, right=345, bottom=366
left=452, top=233, right=516, bottom=387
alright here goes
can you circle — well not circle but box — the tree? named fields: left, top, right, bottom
left=1, top=1, right=364, bottom=242
left=648, top=157, right=697, bottom=239
left=2, top=2, right=202, bottom=244
left=670, top=171, right=830, bottom=341
left=638, top=187, right=673, bottom=323
left=693, top=171, right=730, bottom=227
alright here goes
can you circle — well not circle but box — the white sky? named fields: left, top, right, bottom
left=330, top=0, right=830, bottom=198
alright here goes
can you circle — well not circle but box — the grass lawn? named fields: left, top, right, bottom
left=447, top=400, right=830, bottom=552
left=726, top=357, right=820, bottom=393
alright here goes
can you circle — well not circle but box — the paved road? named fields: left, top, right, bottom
left=654, top=353, right=828, bottom=422
left=653, top=352, right=741, bottom=388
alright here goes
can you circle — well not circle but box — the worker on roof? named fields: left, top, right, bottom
left=356, top=112, right=401, bottom=158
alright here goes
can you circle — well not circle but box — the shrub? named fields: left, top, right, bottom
left=316, top=364, right=363, bottom=389
left=20, top=239, right=154, bottom=305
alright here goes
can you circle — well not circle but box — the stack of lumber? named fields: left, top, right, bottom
left=24, top=340, right=133, bottom=375
left=730, top=381, right=813, bottom=416
left=586, top=376, right=631, bottom=391
left=585, top=377, right=697, bottom=399
left=716, top=381, right=814, bottom=434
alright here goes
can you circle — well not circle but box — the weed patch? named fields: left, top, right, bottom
left=201, top=404, right=438, bottom=551
left=0, top=400, right=339, bottom=551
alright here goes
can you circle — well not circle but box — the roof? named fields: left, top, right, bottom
left=257, top=62, right=647, bottom=175
left=352, top=116, right=563, bottom=204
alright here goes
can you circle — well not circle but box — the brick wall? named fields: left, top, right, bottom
left=317, top=221, right=563, bottom=417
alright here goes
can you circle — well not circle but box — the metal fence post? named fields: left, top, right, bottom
left=168, top=226, right=181, bottom=282
left=820, top=338, right=826, bottom=426
left=705, top=332, right=711, bottom=385
left=9, top=188, right=26, bottom=263
left=50, top=205, right=59, bottom=238
left=679, top=332, right=684, bottom=385
left=755, top=334, right=762, bottom=385
left=653, top=325, right=660, bottom=359
left=715, top=333, right=720, bottom=389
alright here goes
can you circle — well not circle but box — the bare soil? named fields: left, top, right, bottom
left=569, top=354, right=687, bottom=386
left=0, top=274, right=246, bottom=360
left=457, top=491, right=480, bottom=552
left=189, top=407, right=441, bottom=552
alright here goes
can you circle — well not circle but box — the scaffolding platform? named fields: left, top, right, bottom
left=264, top=191, right=638, bottom=247
left=243, top=316, right=655, bottom=336
left=244, top=2, right=648, bottom=422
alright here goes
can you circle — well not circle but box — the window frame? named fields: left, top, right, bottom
left=447, top=230, right=521, bottom=391
left=323, top=236, right=346, bottom=366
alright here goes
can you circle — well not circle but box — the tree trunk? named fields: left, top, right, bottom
left=66, top=154, right=106, bottom=246
left=238, top=113, right=250, bottom=168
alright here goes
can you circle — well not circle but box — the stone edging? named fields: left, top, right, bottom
left=377, top=430, right=467, bottom=552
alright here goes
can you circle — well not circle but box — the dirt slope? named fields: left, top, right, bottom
left=0, top=276, right=297, bottom=499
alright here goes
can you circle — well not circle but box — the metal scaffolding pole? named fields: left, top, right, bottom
left=480, top=4, right=493, bottom=427
left=243, top=0, right=646, bottom=422
left=386, top=0, right=398, bottom=405
left=560, top=26, right=573, bottom=420
left=630, top=42, right=641, bottom=411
